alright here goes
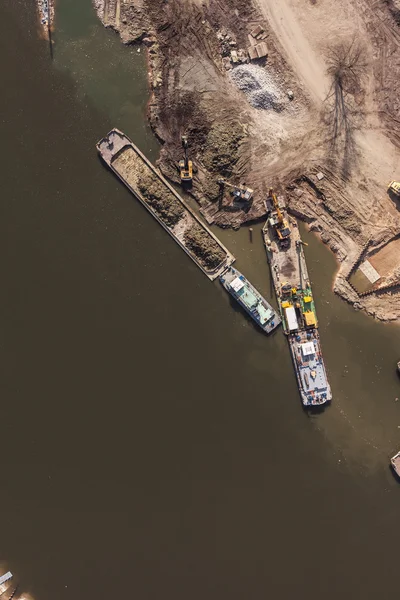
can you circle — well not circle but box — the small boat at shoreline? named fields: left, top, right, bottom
left=391, top=450, right=400, bottom=478
left=220, top=267, right=281, bottom=334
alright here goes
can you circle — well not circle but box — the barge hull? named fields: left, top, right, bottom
left=262, top=199, right=332, bottom=406
left=97, top=129, right=235, bottom=280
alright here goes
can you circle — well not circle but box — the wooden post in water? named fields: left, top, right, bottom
left=249, top=227, right=253, bottom=242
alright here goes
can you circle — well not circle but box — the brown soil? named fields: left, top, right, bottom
left=93, top=0, right=400, bottom=322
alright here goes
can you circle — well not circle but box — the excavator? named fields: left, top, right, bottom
left=267, top=188, right=291, bottom=247
left=217, top=178, right=254, bottom=203
left=179, top=136, right=193, bottom=187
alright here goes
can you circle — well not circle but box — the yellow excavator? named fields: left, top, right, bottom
left=388, top=181, right=400, bottom=197
left=179, top=136, right=193, bottom=187
left=267, top=188, right=291, bottom=247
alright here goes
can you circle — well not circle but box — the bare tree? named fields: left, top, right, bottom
left=324, top=37, right=367, bottom=178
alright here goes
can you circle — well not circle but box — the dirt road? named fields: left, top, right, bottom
left=258, top=0, right=400, bottom=188
left=257, top=0, right=329, bottom=103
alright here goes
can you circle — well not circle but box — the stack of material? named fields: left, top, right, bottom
left=249, top=42, right=268, bottom=60
left=247, top=25, right=268, bottom=60
left=250, top=25, right=267, bottom=40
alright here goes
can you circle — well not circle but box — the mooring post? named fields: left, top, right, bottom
left=249, top=227, right=253, bottom=242
left=47, top=1, right=53, bottom=60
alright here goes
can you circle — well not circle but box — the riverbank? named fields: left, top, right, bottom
left=91, top=0, right=400, bottom=323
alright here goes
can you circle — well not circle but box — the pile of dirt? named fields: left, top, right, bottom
left=138, top=175, right=184, bottom=227
left=202, top=120, right=245, bottom=175
left=230, top=64, right=284, bottom=111
left=184, top=222, right=226, bottom=269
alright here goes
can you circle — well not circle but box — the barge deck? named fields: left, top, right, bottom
left=262, top=194, right=332, bottom=406
left=97, top=129, right=235, bottom=280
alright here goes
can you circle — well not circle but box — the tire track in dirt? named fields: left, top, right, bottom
left=255, top=0, right=329, bottom=103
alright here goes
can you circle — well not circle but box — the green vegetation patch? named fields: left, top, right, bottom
left=184, top=222, right=225, bottom=270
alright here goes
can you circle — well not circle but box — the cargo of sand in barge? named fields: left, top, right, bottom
left=97, top=129, right=235, bottom=280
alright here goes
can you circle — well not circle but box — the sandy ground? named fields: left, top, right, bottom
left=92, top=0, right=400, bottom=321
left=255, top=0, right=400, bottom=319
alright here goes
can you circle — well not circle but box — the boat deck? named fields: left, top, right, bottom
left=220, top=267, right=280, bottom=333
left=263, top=216, right=310, bottom=297
left=289, top=329, right=331, bottom=406
left=391, top=451, right=400, bottom=477
left=262, top=199, right=331, bottom=406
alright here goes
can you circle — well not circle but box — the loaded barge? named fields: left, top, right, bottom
left=220, top=267, right=280, bottom=334
left=262, top=189, right=332, bottom=406
left=97, top=129, right=235, bottom=280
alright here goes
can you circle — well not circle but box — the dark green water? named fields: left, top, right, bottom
left=1, top=1, right=400, bottom=598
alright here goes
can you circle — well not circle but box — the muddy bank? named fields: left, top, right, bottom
left=92, top=0, right=400, bottom=322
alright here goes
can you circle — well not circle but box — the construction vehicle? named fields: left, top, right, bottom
left=296, top=239, right=308, bottom=247
left=217, top=178, right=253, bottom=202
left=267, top=188, right=291, bottom=247
left=179, top=136, right=193, bottom=187
left=388, top=181, right=400, bottom=197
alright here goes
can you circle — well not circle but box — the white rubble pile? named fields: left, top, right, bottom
left=230, top=64, right=285, bottom=111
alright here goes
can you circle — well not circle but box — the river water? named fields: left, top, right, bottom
left=1, top=0, right=400, bottom=598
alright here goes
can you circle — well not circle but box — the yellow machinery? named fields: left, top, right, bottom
left=302, top=294, right=317, bottom=328
left=217, top=179, right=253, bottom=202
left=268, top=188, right=291, bottom=246
left=179, top=136, right=193, bottom=186
left=388, top=181, right=400, bottom=197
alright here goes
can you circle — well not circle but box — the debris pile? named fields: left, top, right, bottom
left=230, top=64, right=284, bottom=111
left=217, top=28, right=249, bottom=70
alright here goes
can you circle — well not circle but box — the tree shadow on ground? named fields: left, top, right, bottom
left=322, top=37, right=367, bottom=179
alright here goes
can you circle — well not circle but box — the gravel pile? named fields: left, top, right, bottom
left=230, top=64, right=285, bottom=111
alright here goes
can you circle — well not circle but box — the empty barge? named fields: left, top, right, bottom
left=97, top=129, right=235, bottom=280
